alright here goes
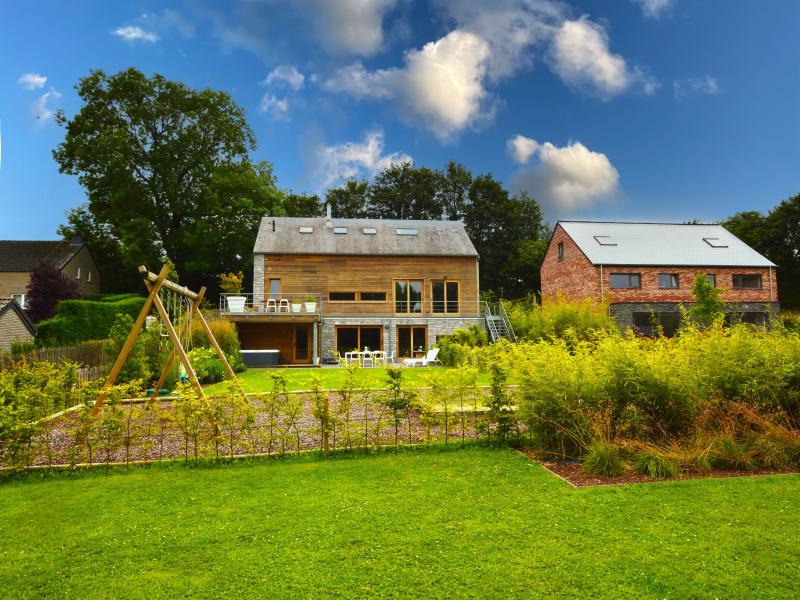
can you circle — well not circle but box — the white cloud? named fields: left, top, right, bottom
left=112, top=25, right=159, bottom=43
left=673, top=76, right=720, bottom=99
left=297, top=0, right=398, bottom=56
left=507, top=134, right=539, bottom=165
left=259, top=94, right=290, bottom=121
left=631, top=0, right=676, bottom=19
left=31, top=89, right=61, bottom=123
left=264, top=65, right=305, bottom=91
left=140, top=9, right=195, bottom=38
left=312, top=129, right=412, bottom=188
left=549, top=16, right=657, bottom=99
left=510, top=139, right=620, bottom=213
left=325, top=30, right=492, bottom=142
left=17, top=73, right=47, bottom=90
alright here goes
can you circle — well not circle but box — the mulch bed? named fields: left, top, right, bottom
left=517, top=449, right=799, bottom=488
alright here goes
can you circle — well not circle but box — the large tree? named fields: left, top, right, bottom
left=367, top=163, right=444, bottom=220
left=54, top=68, right=283, bottom=293
left=326, top=179, right=369, bottom=218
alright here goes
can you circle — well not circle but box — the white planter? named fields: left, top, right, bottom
left=226, top=295, right=247, bottom=313
left=291, top=303, right=302, bottom=313
left=304, top=302, right=317, bottom=313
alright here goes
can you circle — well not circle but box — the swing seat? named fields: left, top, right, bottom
left=145, top=387, right=171, bottom=396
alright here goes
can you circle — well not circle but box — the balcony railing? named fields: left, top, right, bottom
left=219, top=293, right=322, bottom=315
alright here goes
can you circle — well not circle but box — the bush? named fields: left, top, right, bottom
left=186, top=347, right=229, bottom=384
left=709, top=436, right=758, bottom=471
left=104, top=314, right=151, bottom=387
left=634, top=451, right=678, bottom=479
left=36, top=295, right=145, bottom=346
left=190, top=315, right=244, bottom=372
left=506, top=294, right=618, bottom=343
left=437, top=325, right=487, bottom=367
left=582, top=440, right=625, bottom=477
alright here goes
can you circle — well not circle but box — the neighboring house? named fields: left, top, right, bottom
left=0, top=239, right=100, bottom=307
left=220, top=214, right=486, bottom=365
left=541, top=221, right=779, bottom=335
left=0, top=298, right=37, bottom=352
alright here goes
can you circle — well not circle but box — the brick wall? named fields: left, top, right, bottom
left=540, top=225, right=599, bottom=301
left=0, top=309, right=34, bottom=351
left=0, top=272, right=31, bottom=299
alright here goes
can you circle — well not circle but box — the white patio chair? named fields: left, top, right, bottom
left=266, top=298, right=277, bottom=313
left=403, top=347, right=440, bottom=368
left=362, top=351, right=375, bottom=368
left=373, top=351, right=386, bottom=367
left=385, top=352, right=397, bottom=366
left=278, top=299, right=290, bottom=313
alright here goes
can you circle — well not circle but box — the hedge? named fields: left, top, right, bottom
left=36, top=295, right=145, bottom=347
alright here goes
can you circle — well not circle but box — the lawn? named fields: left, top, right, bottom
left=208, top=365, right=496, bottom=393
left=0, top=448, right=797, bottom=598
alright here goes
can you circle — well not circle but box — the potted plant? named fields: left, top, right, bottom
left=291, top=298, right=303, bottom=313
left=219, top=271, right=246, bottom=312
left=304, top=294, right=317, bottom=313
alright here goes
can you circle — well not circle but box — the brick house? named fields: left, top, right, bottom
left=219, top=213, right=489, bottom=365
left=0, top=239, right=101, bottom=308
left=0, top=298, right=36, bottom=352
left=541, top=221, right=779, bottom=335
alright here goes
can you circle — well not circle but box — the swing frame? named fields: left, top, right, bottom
left=92, top=264, right=247, bottom=416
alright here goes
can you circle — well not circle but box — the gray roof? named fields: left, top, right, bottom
left=254, top=217, right=478, bottom=257
left=0, top=298, right=37, bottom=336
left=0, top=240, right=84, bottom=272
left=558, top=221, right=776, bottom=267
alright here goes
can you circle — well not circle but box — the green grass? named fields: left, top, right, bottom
left=208, top=366, right=495, bottom=393
left=1, top=448, right=798, bottom=598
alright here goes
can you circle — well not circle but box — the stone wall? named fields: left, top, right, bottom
left=610, top=301, right=781, bottom=328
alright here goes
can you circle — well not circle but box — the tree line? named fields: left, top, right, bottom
left=53, top=68, right=798, bottom=307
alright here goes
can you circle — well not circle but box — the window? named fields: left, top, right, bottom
left=593, top=235, right=617, bottom=246
left=336, top=326, right=382, bottom=355
left=397, top=326, right=427, bottom=358
left=703, top=237, right=728, bottom=248
left=700, top=274, right=716, bottom=287
left=334, top=227, right=348, bottom=234
left=394, top=280, right=423, bottom=313
left=431, top=280, right=460, bottom=313
left=362, top=227, right=377, bottom=235
left=609, top=273, right=641, bottom=289
left=269, top=278, right=281, bottom=299
left=299, top=226, right=313, bottom=233
left=732, top=274, right=762, bottom=289
left=396, top=228, right=417, bottom=236
left=557, top=242, right=564, bottom=260
left=11, top=293, right=26, bottom=309
left=87, top=270, right=93, bottom=283
left=633, top=312, right=682, bottom=338
left=658, top=273, right=680, bottom=289
left=75, top=267, right=81, bottom=279
left=359, top=291, right=387, bottom=302
left=329, top=291, right=356, bottom=301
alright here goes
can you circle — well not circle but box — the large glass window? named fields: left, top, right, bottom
left=431, top=280, right=460, bottom=313
left=336, top=326, right=382, bottom=355
left=732, top=274, right=762, bottom=289
left=658, top=273, right=680, bottom=289
left=633, top=312, right=682, bottom=338
left=397, top=326, right=427, bottom=358
left=701, top=274, right=717, bottom=288
left=394, top=280, right=423, bottom=313
left=609, top=273, right=641, bottom=289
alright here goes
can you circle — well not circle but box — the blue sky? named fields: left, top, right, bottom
left=1, top=0, right=799, bottom=240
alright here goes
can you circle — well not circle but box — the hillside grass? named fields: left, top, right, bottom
left=0, top=447, right=797, bottom=598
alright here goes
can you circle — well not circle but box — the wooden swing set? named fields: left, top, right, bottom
left=92, top=264, right=246, bottom=416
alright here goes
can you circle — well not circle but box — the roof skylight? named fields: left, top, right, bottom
left=362, top=227, right=377, bottom=235
left=703, top=237, right=728, bottom=248
left=334, top=227, right=348, bottom=234
left=593, top=235, right=617, bottom=246
left=396, top=228, right=417, bottom=236
left=299, top=226, right=313, bottom=234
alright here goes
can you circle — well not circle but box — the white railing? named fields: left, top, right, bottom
left=219, top=293, right=322, bottom=315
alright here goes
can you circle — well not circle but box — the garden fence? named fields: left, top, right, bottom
left=1, top=340, right=108, bottom=371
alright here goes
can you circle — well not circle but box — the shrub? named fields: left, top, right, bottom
left=186, top=347, right=229, bottom=384
left=634, top=451, right=678, bottom=479
left=506, top=294, right=618, bottom=343
left=582, top=440, right=626, bottom=477
left=36, top=295, right=145, bottom=346
left=104, top=314, right=151, bottom=387
left=709, top=436, right=758, bottom=471
left=25, top=262, right=83, bottom=323
left=190, top=315, right=244, bottom=372
left=437, top=325, right=486, bottom=367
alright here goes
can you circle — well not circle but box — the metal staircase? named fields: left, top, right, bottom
left=482, top=301, right=517, bottom=344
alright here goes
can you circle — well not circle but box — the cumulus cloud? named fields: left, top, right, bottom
left=17, top=73, right=47, bottom=90
left=31, top=90, right=61, bottom=123
left=631, top=0, right=676, bottom=19
left=673, top=76, right=720, bottom=100
left=507, top=134, right=539, bottom=164
left=259, top=94, right=290, bottom=121
left=325, top=30, right=492, bottom=142
left=112, top=25, right=159, bottom=43
left=549, top=16, right=657, bottom=99
left=312, top=129, right=412, bottom=188
left=510, top=139, right=620, bottom=213
left=264, top=65, right=305, bottom=91
left=297, top=0, right=398, bottom=56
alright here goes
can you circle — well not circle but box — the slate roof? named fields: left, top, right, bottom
left=254, top=217, right=478, bottom=257
left=0, top=299, right=37, bottom=336
left=558, top=221, right=776, bottom=267
left=0, top=240, right=84, bottom=272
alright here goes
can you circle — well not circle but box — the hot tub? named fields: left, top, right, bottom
left=240, top=349, right=280, bottom=367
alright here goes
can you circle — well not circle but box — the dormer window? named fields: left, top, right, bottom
left=703, top=237, right=728, bottom=248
